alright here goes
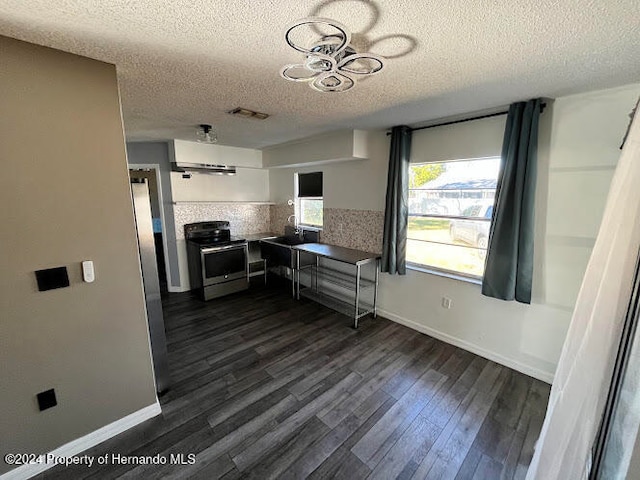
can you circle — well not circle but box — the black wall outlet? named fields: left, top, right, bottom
left=37, top=389, right=57, bottom=411
left=35, top=267, right=70, bottom=291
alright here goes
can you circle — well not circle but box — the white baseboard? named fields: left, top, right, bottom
left=167, top=285, right=190, bottom=293
left=1, top=403, right=161, bottom=480
left=378, top=309, right=555, bottom=384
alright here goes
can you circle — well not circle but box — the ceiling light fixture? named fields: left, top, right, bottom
left=280, top=17, right=384, bottom=93
left=195, top=124, right=217, bottom=144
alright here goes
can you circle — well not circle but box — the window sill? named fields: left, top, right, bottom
left=406, top=263, right=482, bottom=286
left=299, top=225, right=323, bottom=232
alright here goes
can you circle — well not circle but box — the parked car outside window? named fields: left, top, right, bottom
left=406, top=158, right=500, bottom=278
left=449, top=202, right=494, bottom=258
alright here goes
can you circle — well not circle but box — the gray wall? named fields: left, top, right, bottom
left=0, top=36, right=158, bottom=474
left=126, top=142, right=181, bottom=288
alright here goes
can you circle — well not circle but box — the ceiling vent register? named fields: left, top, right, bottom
left=228, top=107, right=270, bottom=120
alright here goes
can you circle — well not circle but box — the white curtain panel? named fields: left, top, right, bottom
left=600, top=322, right=640, bottom=479
left=526, top=111, right=640, bottom=480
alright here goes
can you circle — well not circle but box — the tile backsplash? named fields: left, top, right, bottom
left=268, top=204, right=383, bottom=253
left=173, top=203, right=271, bottom=239
left=322, top=208, right=384, bottom=254
left=269, top=203, right=295, bottom=235
left=172, top=202, right=385, bottom=254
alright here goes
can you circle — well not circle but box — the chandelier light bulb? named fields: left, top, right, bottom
left=280, top=17, right=385, bottom=93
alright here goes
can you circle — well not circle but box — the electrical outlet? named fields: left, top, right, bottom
left=441, top=297, right=452, bottom=309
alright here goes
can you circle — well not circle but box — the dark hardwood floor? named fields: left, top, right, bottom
left=38, top=276, right=550, bottom=480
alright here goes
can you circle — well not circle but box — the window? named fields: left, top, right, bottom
left=296, top=172, right=323, bottom=227
left=299, top=198, right=323, bottom=227
left=406, top=158, right=500, bottom=278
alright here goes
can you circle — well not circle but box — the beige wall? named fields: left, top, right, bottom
left=267, top=83, right=640, bottom=383
left=0, top=36, right=157, bottom=474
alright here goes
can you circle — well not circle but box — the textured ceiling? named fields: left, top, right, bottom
left=1, top=0, right=639, bottom=148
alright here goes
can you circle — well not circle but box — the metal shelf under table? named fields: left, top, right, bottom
left=292, top=243, right=380, bottom=328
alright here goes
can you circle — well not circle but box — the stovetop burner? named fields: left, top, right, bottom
left=184, top=221, right=246, bottom=248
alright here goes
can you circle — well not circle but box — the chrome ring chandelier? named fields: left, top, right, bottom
left=280, top=17, right=385, bottom=93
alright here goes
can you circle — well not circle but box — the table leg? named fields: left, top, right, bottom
left=354, top=264, right=361, bottom=328
left=263, top=259, right=268, bottom=285
left=296, top=250, right=300, bottom=300
left=373, top=259, right=379, bottom=319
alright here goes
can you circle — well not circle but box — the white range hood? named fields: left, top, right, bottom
left=169, top=139, right=263, bottom=176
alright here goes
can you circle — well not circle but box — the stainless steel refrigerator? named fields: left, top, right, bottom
left=130, top=178, right=170, bottom=394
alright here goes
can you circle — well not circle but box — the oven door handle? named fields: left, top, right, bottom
left=200, top=244, right=247, bottom=254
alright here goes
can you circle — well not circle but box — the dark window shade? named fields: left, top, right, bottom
left=298, top=172, right=323, bottom=198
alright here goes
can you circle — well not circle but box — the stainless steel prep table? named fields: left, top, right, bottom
left=292, top=243, right=380, bottom=328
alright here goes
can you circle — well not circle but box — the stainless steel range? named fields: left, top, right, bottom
left=185, top=221, right=249, bottom=300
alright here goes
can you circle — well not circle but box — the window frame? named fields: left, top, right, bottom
left=406, top=157, right=499, bottom=280
left=294, top=172, right=324, bottom=229
left=297, top=196, right=324, bottom=229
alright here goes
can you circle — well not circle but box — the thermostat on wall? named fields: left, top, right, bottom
left=82, top=260, right=95, bottom=283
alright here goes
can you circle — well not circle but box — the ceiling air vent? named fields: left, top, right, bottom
left=228, top=107, right=270, bottom=120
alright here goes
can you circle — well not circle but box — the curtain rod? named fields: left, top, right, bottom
left=411, top=110, right=508, bottom=132
left=386, top=102, right=546, bottom=135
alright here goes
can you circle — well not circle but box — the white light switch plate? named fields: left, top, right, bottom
left=441, top=297, right=452, bottom=309
left=82, top=260, right=95, bottom=283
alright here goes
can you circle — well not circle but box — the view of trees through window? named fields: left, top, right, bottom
left=299, top=198, right=323, bottom=226
left=407, top=158, right=500, bottom=277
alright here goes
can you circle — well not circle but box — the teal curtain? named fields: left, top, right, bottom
left=482, top=99, right=541, bottom=303
left=382, top=125, right=412, bottom=275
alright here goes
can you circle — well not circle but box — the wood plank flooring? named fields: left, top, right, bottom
left=37, top=277, right=550, bottom=480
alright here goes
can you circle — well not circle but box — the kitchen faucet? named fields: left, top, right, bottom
left=286, top=214, right=301, bottom=235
